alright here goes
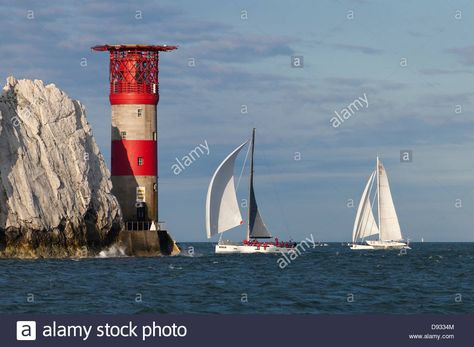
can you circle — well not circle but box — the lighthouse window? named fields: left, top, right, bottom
left=121, top=131, right=126, bottom=139
left=137, top=108, right=143, bottom=117
left=153, top=132, right=157, bottom=140
left=138, top=157, right=143, bottom=166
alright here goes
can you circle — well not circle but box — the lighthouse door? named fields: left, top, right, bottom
left=136, top=186, right=147, bottom=221
left=136, top=202, right=146, bottom=221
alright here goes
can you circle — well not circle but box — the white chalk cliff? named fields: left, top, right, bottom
left=0, top=77, right=122, bottom=257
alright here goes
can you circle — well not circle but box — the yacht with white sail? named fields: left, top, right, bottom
left=351, top=157, right=410, bottom=250
left=205, top=129, right=295, bottom=254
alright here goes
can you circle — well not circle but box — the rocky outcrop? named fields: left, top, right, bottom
left=0, top=77, right=122, bottom=258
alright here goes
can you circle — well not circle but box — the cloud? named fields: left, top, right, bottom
left=419, top=68, right=474, bottom=75
left=323, top=77, right=405, bottom=91
left=1, top=0, right=474, bottom=241
left=194, top=35, right=295, bottom=62
left=331, top=43, right=383, bottom=55
left=446, top=45, right=474, bottom=66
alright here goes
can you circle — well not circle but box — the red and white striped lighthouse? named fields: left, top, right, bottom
left=92, top=44, right=177, bottom=224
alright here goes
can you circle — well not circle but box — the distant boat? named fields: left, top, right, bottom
left=421, top=237, right=424, bottom=243
left=350, top=157, right=410, bottom=250
left=206, top=129, right=295, bottom=254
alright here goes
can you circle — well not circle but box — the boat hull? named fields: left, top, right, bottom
left=215, top=244, right=294, bottom=254
left=350, top=244, right=375, bottom=250
left=350, top=240, right=410, bottom=250
left=366, top=240, right=410, bottom=249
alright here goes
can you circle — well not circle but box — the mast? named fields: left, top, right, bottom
left=376, top=156, right=381, bottom=241
left=246, top=128, right=256, bottom=241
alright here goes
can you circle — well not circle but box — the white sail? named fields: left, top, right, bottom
left=352, top=172, right=373, bottom=242
left=359, top=199, right=379, bottom=240
left=205, top=141, right=248, bottom=238
left=352, top=171, right=379, bottom=242
left=378, top=160, right=403, bottom=241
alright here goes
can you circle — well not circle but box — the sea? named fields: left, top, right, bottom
left=0, top=243, right=473, bottom=314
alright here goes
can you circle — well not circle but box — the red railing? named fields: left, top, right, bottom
left=110, top=82, right=157, bottom=94
left=109, top=50, right=159, bottom=95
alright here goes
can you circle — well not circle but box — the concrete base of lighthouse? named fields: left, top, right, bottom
left=118, top=227, right=180, bottom=256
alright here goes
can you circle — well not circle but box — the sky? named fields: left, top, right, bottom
left=1, top=0, right=474, bottom=241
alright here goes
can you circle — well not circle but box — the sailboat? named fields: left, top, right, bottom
left=351, top=157, right=410, bottom=250
left=205, top=129, right=295, bottom=254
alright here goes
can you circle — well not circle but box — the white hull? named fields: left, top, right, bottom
left=350, top=244, right=375, bottom=250
left=351, top=240, right=410, bottom=250
left=366, top=240, right=410, bottom=249
left=215, top=244, right=294, bottom=254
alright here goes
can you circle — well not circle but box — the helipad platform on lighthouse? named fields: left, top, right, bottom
left=92, top=44, right=178, bottom=51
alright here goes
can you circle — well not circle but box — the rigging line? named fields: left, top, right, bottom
left=236, top=138, right=251, bottom=191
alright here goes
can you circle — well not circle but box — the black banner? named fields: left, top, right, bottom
left=4, top=314, right=469, bottom=346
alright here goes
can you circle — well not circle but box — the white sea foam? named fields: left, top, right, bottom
left=97, top=244, right=127, bottom=258
left=177, top=245, right=204, bottom=257
left=169, top=264, right=183, bottom=270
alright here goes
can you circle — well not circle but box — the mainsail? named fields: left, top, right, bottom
left=248, top=129, right=272, bottom=239
left=377, top=160, right=403, bottom=241
left=206, top=141, right=248, bottom=238
left=352, top=171, right=379, bottom=242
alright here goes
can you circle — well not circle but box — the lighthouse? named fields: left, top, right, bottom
left=92, top=44, right=177, bottom=229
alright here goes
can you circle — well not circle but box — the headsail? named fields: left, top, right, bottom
left=378, top=160, right=402, bottom=241
left=352, top=171, right=379, bottom=242
left=359, top=198, right=379, bottom=240
left=247, top=129, right=272, bottom=239
left=206, top=141, right=248, bottom=238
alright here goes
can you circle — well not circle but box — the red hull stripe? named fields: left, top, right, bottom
left=112, top=140, right=157, bottom=176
